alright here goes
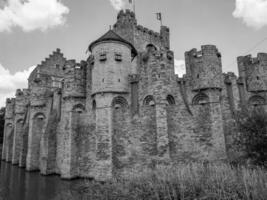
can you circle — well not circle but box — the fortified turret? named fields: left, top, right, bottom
left=237, top=53, right=267, bottom=92
left=185, top=45, right=222, bottom=91
left=89, top=30, right=137, bottom=95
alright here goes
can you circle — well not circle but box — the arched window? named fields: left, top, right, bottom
left=6, top=123, right=13, bottom=139
left=248, top=95, right=265, bottom=106
left=146, top=44, right=157, bottom=52
left=112, top=96, right=128, bottom=109
left=143, top=95, right=155, bottom=106
left=192, top=93, right=209, bottom=105
left=167, top=95, right=175, bottom=105
left=72, top=104, right=85, bottom=113
left=34, top=113, right=45, bottom=120
left=6, top=123, right=13, bottom=128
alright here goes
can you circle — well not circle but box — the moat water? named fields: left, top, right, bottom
left=0, top=161, right=86, bottom=200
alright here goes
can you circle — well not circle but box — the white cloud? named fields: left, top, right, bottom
left=0, top=63, right=35, bottom=107
left=109, top=0, right=125, bottom=10
left=109, top=0, right=134, bottom=11
left=0, top=0, right=69, bottom=32
left=174, top=59, right=186, bottom=77
left=233, top=0, right=267, bottom=29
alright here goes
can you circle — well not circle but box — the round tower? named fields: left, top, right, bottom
left=89, top=29, right=137, bottom=95
left=88, top=29, right=137, bottom=180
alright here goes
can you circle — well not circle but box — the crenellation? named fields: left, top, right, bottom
left=2, top=10, right=267, bottom=181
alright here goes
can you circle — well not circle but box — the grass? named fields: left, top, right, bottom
left=53, top=163, right=267, bottom=200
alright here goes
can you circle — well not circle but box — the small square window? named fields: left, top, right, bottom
left=99, top=53, right=107, bottom=61
left=115, top=53, right=122, bottom=61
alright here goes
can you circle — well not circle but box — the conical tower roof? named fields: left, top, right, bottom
left=88, top=30, right=137, bottom=57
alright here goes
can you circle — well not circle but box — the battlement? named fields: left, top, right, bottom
left=135, top=25, right=161, bottom=39
left=186, top=45, right=221, bottom=59
left=238, top=53, right=267, bottom=66
left=116, top=9, right=136, bottom=23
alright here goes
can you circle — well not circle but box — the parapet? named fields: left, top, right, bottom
left=238, top=53, right=267, bottom=66
left=135, top=25, right=161, bottom=39
left=185, top=45, right=221, bottom=59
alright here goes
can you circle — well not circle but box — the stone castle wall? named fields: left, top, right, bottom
left=2, top=9, right=267, bottom=181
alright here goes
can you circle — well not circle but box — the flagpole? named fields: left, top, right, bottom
left=133, top=0, right=136, bottom=14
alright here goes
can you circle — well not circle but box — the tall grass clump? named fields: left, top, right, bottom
left=53, top=163, right=267, bottom=200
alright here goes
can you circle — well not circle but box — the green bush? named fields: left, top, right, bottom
left=235, top=108, right=267, bottom=167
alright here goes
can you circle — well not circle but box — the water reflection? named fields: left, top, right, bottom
left=0, top=162, right=85, bottom=200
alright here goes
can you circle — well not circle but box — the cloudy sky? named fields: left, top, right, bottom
left=1, top=0, right=267, bottom=107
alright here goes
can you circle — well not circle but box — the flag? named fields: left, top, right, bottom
left=156, top=13, right=162, bottom=21
left=129, top=0, right=132, bottom=4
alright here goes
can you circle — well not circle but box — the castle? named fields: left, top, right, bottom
left=1, top=10, right=267, bottom=180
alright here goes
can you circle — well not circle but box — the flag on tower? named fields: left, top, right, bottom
left=156, top=12, right=162, bottom=21
left=129, top=0, right=132, bottom=4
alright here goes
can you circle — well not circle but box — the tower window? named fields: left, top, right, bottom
left=99, top=53, right=107, bottom=62
left=115, top=53, right=122, bottom=61
left=257, top=76, right=260, bottom=80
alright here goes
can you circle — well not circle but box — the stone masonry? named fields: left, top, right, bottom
left=2, top=10, right=267, bottom=180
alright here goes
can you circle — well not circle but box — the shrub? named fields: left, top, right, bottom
left=52, top=164, right=267, bottom=200
left=235, top=108, right=267, bottom=167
